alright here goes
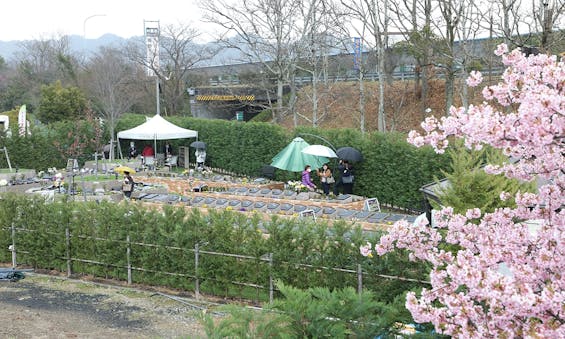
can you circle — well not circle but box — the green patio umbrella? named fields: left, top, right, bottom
left=271, top=137, right=329, bottom=172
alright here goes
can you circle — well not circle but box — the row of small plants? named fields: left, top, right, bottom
left=0, top=194, right=428, bottom=306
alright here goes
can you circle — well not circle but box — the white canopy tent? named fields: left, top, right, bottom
left=117, top=114, right=198, bottom=163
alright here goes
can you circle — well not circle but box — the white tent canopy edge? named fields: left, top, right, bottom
left=116, top=114, right=198, bottom=164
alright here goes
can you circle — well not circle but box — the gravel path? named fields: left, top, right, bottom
left=0, top=273, right=210, bottom=338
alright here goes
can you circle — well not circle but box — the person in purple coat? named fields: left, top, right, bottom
left=301, top=165, right=316, bottom=191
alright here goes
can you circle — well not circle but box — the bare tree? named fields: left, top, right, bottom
left=534, top=0, right=565, bottom=51
left=199, top=0, right=301, bottom=121
left=83, top=47, right=143, bottom=159
left=124, top=23, right=216, bottom=116
left=389, top=0, right=435, bottom=111
left=293, top=0, right=349, bottom=127
left=342, top=0, right=392, bottom=133
left=11, top=35, right=79, bottom=109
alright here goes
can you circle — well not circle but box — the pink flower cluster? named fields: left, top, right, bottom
left=367, top=45, right=565, bottom=337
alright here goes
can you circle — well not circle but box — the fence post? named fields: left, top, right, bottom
left=65, top=227, right=72, bottom=277
left=11, top=222, right=16, bottom=268
left=357, top=264, right=363, bottom=295
left=269, top=253, right=273, bottom=303
left=195, top=243, right=200, bottom=300
left=126, top=235, right=132, bottom=285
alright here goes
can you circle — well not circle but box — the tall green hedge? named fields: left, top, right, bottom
left=1, top=113, right=449, bottom=210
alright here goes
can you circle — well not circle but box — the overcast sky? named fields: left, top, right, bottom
left=1, top=0, right=216, bottom=42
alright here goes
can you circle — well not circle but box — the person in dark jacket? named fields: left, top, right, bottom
left=333, top=159, right=345, bottom=195
left=341, top=161, right=354, bottom=194
left=123, top=171, right=135, bottom=199
left=163, top=142, right=173, bottom=158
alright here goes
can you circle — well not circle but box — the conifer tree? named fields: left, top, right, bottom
left=434, top=142, right=535, bottom=214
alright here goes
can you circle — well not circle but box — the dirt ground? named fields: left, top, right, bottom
left=0, top=273, right=213, bottom=338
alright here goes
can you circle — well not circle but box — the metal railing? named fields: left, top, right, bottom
left=205, top=67, right=504, bottom=87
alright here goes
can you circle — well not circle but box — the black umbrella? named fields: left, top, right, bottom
left=336, top=147, right=363, bottom=162
left=190, top=141, right=206, bottom=149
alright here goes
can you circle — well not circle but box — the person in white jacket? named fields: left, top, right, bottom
left=195, top=149, right=206, bottom=170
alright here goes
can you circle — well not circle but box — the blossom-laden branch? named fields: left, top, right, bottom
left=363, top=45, right=565, bottom=338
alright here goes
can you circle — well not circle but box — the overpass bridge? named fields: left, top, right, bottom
left=188, top=85, right=283, bottom=121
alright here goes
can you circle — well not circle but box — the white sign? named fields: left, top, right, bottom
left=145, top=27, right=160, bottom=77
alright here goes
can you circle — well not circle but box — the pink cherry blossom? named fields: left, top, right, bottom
left=359, top=242, right=373, bottom=257
left=361, top=46, right=565, bottom=337
left=466, top=70, right=483, bottom=87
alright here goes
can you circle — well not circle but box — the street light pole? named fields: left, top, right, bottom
left=83, top=14, right=106, bottom=53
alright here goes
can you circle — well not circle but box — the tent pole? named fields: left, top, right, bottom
left=154, top=136, right=157, bottom=171
left=117, top=138, right=123, bottom=159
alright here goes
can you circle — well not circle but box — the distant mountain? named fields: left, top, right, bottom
left=0, top=34, right=132, bottom=61
left=0, top=34, right=246, bottom=67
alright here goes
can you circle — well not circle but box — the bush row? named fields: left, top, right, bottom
left=0, top=194, right=428, bottom=304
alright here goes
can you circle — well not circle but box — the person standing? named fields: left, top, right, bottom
left=122, top=171, right=135, bottom=199
left=103, top=143, right=112, bottom=160
left=333, top=159, right=345, bottom=195
left=301, top=165, right=316, bottom=191
left=195, top=148, right=206, bottom=170
left=164, top=142, right=173, bottom=158
left=128, top=142, right=137, bottom=160
left=341, top=161, right=354, bottom=194
left=316, top=163, right=333, bottom=196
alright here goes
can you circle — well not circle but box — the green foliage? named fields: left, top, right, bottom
left=0, top=128, right=66, bottom=170
left=249, top=109, right=273, bottom=122
left=202, top=282, right=403, bottom=338
left=38, top=81, right=88, bottom=123
left=268, top=282, right=397, bottom=338
left=0, top=195, right=429, bottom=313
left=200, top=304, right=295, bottom=338
left=434, top=143, right=536, bottom=214
left=170, top=116, right=290, bottom=177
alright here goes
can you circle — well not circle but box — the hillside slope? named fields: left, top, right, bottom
left=278, top=79, right=485, bottom=133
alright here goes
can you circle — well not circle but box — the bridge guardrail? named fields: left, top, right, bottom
left=206, top=68, right=504, bottom=87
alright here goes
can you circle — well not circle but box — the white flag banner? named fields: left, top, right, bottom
left=18, top=105, right=26, bottom=136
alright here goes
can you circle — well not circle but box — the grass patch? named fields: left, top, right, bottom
left=74, top=174, right=118, bottom=182
left=0, top=168, right=32, bottom=173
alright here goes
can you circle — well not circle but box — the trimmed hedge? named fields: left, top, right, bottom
left=0, top=195, right=428, bottom=303
left=1, top=114, right=449, bottom=210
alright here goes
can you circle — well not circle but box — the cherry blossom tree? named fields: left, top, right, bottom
left=361, top=45, right=564, bottom=337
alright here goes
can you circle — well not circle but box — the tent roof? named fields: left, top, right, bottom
left=117, top=114, right=198, bottom=140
